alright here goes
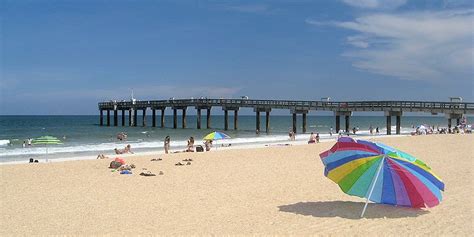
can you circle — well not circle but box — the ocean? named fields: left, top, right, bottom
left=0, top=115, right=453, bottom=163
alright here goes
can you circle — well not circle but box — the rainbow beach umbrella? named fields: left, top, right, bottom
left=319, top=137, right=444, bottom=217
left=203, top=131, right=231, bottom=141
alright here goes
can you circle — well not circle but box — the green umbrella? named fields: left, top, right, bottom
left=32, top=136, right=62, bottom=162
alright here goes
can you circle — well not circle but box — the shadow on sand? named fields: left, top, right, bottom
left=278, top=201, right=429, bottom=219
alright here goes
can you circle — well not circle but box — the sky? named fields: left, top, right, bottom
left=1, top=0, right=473, bottom=115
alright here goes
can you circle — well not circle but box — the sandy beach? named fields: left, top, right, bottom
left=0, top=134, right=472, bottom=235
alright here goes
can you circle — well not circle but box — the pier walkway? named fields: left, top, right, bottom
left=98, top=99, right=474, bottom=134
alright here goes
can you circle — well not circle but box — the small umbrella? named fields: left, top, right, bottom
left=319, top=137, right=444, bottom=217
left=203, top=131, right=231, bottom=150
left=203, top=131, right=231, bottom=141
left=32, top=136, right=63, bottom=162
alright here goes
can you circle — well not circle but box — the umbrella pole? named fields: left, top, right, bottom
left=361, top=156, right=385, bottom=218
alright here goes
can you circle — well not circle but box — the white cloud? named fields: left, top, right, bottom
left=342, top=0, right=407, bottom=9
left=347, top=35, right=370, bottom=48
left=307, top=9, right=474, bottom=82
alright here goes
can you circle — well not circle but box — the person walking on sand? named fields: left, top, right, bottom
left=308, top=132, right=316, bottom=144
left=164, top=136, right=170, bottom=154
left=376, top=127, right=379, bottom=134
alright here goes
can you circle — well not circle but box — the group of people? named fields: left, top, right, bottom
left=369, top=125, right=380, bottom=135
left=22, top=138, right=33, bottom=148
left=165, top=136, right=214, bottom=154
left=308, top=132, right=320, bottom=144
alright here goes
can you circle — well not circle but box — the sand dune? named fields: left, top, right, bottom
left=1, top=135, right=472, bottom=235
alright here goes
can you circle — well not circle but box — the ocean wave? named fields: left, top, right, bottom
left=0, top=140, right=10, bottom=146
left=0, top=128, right=415, bottom=158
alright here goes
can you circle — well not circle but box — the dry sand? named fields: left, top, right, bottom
left=1, top=135, right=473, bottom=235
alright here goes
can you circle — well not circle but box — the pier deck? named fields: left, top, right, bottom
left=98, top=99, right=474, bottom=134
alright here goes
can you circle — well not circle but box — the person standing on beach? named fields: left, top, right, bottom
left=289, top=130, right=294, bottom=140
left=369, top=125, right=373, bottom=135
left=329, top=127, right=333, bottom=136
left=316, top=133, right=320, bottom=143
left=376, top=127, right=379, bottom=134
left=186, top=137, right=195, bottom=152
left=308, top=132, right=316, bottom=144
left=164, top=136, right=170, bottom=154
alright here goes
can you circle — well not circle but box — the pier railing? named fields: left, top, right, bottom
left=99, top=99, right=474, bottom=114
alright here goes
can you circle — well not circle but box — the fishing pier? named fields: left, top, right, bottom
left=98, top=99, right=474, bottom=134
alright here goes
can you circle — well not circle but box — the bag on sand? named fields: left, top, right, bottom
left=109, top=160, right=122, bottom=169
left=196, top=145, right=204, bottom=152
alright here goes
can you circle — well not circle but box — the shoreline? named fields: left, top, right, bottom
left=0, top=132, right=414, bottom=165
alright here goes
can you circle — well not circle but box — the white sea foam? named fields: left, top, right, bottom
left=0, top=140, right=10, bottom=146
left=0, top=127, right=415, bottom=159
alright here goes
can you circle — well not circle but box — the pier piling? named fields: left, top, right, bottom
left=292, top=113, right=297, bottom=133
left=345, top=115, right=350, bottom=134
left=335, top=115, right=340, bottom=133
left=386, top=116, right=392, bottom=135
left=173, top=109, right=177, bottom=129
left=128, top=109, right=132, bottom=126
left=152, top=109, right=156, bottom=127
left=224, top=110, right=229, bottom=130
left=133, top=109, right=138, bottom=127
left=196, top=109, right=201, bottom=129
left=234, top=110, right=238, bottom=130
left=256, top=111, right=261, bottom=133
left=396, top=115, right=401, bottom=134
left=113, top=110, right=118, bottom=126
left=161, top=109, right=165, bottom=128
left=207, top=108, right=211, bottom=129
left=182, top=108, right=187, bottom=128
left=121, top=110, right=125, bottom=126
left=99, top=110, right=103, bottom=126
left=302, top=113, right=307, bottom=134
left=266, top=111, right=270, bottom=133
left=106, top=110, right=110, bottom=126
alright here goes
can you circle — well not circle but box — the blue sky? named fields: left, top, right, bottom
left=1, top=0, right=473, bottom=115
